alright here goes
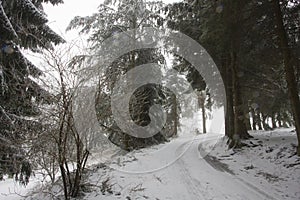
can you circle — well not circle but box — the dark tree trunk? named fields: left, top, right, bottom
left=245, top=107, right=252, bottom=131
left=277, top=112, right=283, bottom=127
left=232, top=51, right=251, bottom=140
left=271, top=112, right=277, bottom=129
left=198, top=93, right=207, bottom=134
left=171, top=94, right=178, bottom=136
left=262, top=113, right=272, bottom=130
left=251, top=108, right=257, bottom=130
left=273, top=0, right=300, bottom=155
left=201, top=102, right=206, bottom=134
left=245, top=117, right=252, bottom=131
left=256, top=111, right=263, bottom=130
left=223, top=54, right=235, bottom=139
left=59, top=164, right=69, bottom=200
left=58, top=110, right=69, bottom=200
left=223, top=1, right=251, bottom=147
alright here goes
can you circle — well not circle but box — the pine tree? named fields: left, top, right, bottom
left=167, top=0, right=252, bottom=146
left=166, top=0, right=299, bottom=152
left=272, top=0, right=300, bottom=155
left=68, top=0, right=170, bottom=150
left=0, top=0, right=64, bottom=183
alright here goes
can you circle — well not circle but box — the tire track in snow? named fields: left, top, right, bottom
left=175, top=140, right=208, bottom=200
left=198, top=141, right=279, bottom=200
left=174, top=137, right=279, bottom=200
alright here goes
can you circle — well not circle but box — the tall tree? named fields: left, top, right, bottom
left=167, top=0, right=252, bottom=147
left=272, top=0, right=300, bottom=155
left=68, top=0, right=172, bottom=150
left=0, top=0, right=64, bottom=183
left=166, top=0, right=299, bottom=145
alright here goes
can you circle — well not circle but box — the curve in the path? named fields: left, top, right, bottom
left=174, top=136, right=280, bottom=200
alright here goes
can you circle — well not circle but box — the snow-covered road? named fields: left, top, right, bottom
left=84, top=134, right=284, bottom=200
left=2, top=130, right=298, bottom=200
left=173, top=136, right=278, bottom=200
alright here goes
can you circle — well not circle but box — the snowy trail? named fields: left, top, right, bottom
left=173, top=136, right=279, bottom=200
left=94, top=134, right=283, bottom=200
left=2, top=132, right=295, bottom=200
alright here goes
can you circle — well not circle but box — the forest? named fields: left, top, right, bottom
left=0, top=0, right=299, bottom=199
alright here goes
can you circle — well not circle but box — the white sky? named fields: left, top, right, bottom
left=25, top=0, right=182, bottom=87
left=43, top=0, right=181, bottom=42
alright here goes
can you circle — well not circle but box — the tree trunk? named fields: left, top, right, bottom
left=173, top=96, right=178, bottom=136
left=257, top=111, right=263, bottom=130
left=251, top=108, right=257, bottom=130
left=271, top=112, right=277, bottom=129
left=223, top=1, right=251, bottom=147
left=273, top=0, right=300, bottom=155
left=277, top=112, right=283, bottom=127
left=224, top=55, right=235, bottom=139
left=198, top=91, right=207, bottom=134
left=232, top=51, right=250, bottom=140
left=71, top=143, right=82, bottom=197
left=201, top=99, right=207, bottom=134
left=262, top=113, right=271, bottom=130
left=59, top=164, right=69, bottom=200
left=58, top=114, right=69, bottom=200
left=245, top=107, right=252, bottom=131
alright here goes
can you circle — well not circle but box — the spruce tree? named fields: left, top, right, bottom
left=0, top=0, right=64, bottom=183
left=68, top=0, right=172, bottom=150
left=166, top=0, right=299, bottom=153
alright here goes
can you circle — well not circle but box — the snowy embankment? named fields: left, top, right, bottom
left=200, top=128, right=300, bottom=200
left=0, top=174, right=44, bottom=200
left=78, top=128, right=299, bottom=200
left=1, top=128, right=299, bottom=200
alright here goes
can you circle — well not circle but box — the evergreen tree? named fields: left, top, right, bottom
left=167, top=0, right=253, bottom=147
left=68, top=0, right=171, bottom=150
left=0, top=0, right=64, bottom=183
left=271, top=0, right=300, bottom=155
left=166, top=0, right=299, bottom=151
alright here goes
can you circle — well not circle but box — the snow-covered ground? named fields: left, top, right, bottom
left=201, top=128, right=300, bottom=200
left=1, top=124, right=299, bottom=199
left=77, top=128, right=299, bottom=200
left=0, top=174, right=45, bottom=200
